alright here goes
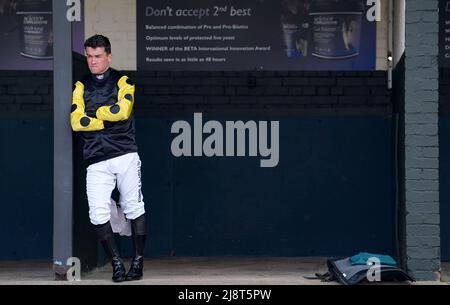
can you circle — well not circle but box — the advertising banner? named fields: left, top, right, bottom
left=440, top=0, right=450, bottom=67
left=0, top=0, right=84, bottom=70
left=137, top=0, right=377, bottom=71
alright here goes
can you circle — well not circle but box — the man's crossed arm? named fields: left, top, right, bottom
left=70, top=76, right=135, bottom=132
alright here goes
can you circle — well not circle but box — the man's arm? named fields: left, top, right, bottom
left=71, top=81, right=104, bottom=132
left=95, top=76, right=135, bottom=122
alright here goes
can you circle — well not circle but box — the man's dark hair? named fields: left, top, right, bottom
left=84, top=35, right=111, bottom=54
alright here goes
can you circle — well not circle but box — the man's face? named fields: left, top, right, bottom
left=85, top=46, right=112, bottom=74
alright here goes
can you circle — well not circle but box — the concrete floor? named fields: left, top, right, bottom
left=0, top=257, right=448, bottom=285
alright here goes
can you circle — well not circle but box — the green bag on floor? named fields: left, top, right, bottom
left=308, top=257, right=414, bottom=285
left=350, top=252, right=397, bottom=266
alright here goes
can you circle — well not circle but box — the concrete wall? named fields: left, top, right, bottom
left=0, top=67, right=394, bottom=260
left=0, top=71, right=52, bottom=118
left=129, top=70, right=391, bottom=116
left=377, top=0, right=389, bottom=70
left=0, top=69, right=392, bottom=119
left=394, top=0, right=405, bottom=68
left=439, top=67, right=450, bottom=262
left=404, top=0, right=441, bottom=281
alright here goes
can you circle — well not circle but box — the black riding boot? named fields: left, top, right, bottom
left=126, top=214, right=146, bottom=281
left=95, top=222, right=126, bottom=282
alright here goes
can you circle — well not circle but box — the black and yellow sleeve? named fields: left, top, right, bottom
left=95, top=76, right=135, bottom=122
left=71, top=81, right=104, bottom=132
